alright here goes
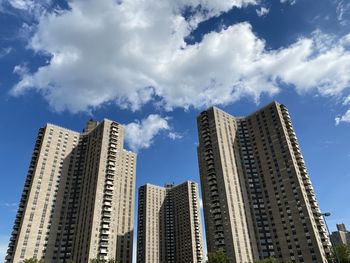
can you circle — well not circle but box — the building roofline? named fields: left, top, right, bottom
left=198, top=101, right=282, bottom=119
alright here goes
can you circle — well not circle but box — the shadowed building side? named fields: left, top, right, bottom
left=137, top=181, right=204, bottom=263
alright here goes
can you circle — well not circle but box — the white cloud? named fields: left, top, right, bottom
left=9, top=0, right=350, bottom=116
left=0, top=47, right=12, bottom=58
left=280, top=0, right=296, bottom=5
left=335, top=110, right=350, bottom=125
left=3, top=0, right=52, bottom=19
left=336, top=0, right=350, bottom=26
left=343, top=95, right=350, bottom=105
left=124, top=114, right=170, bottom=152
left=0, top=235, right=9, bottom=262
left=168, top=131, right=183, bottom=140
left=256, top=7, right=269, bottom=17
left=1, top=202, right=17, bottom=207
left=8, top=0, right=33, bottom=10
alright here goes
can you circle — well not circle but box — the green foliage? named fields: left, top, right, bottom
left=207, top=251, right=229, bottom=263
left=23, top=259, right=43, bottom=263
left=89, top=258, right=119, bottom=263
left=328, top=244, right=350, bottom=263
left=254, top=258, right=280, bottom=263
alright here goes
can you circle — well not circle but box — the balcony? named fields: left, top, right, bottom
left=107, top=166, right=115, bottom=171
left=214, top=214, right=222, bottom=220
left=99, top=248, right=108, bottom=254
left=103, top=201, right=112, bottom=207
left=101, top=229, right=110, bottom=235
left=105, top=180, right=113, bottom=186
left=100, top=241, right=109, bottom=247
left=102, top=211, right=111, bottom=217
left=210, top=185, right=218, bottom=192
left=208, top=179, right=217, bottom=186
left=212, top=208, right=221, bottom=215
left=103, top=207, right=112, bottom=212
left=107, top=155, right=116, bottom=161
left=102, top=217, right=111, bottom=223
left=104, top=194, right=113, bottom=200
left=100, top=235, right=109, bottom=241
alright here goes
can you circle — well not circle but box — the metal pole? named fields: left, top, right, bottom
left=321, top=213, right=340, bottom=263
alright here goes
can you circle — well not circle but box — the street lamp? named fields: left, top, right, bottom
left=320, top=212, right=340, bottom=263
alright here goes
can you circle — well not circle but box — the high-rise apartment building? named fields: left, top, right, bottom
left=137, top=181, right=204, bottom=263
left=331, top=223, right=350, bottom=249
left=197, top=101, right=330, bottom=263
left=6, top=119, right=136, bottom=263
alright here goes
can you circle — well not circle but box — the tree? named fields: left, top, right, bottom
left=90, top=259, right=119, bottom=263
left=207, top=251, right=229, bottom=263
left=254, top=258, right=280, bottom=263
left=328, top=244, right=350, bottom=263
left=23, top=259, right=43, bottom=263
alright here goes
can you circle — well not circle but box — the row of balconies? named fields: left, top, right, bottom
left=201, top=118, right=209, bottom=126
left=100, top=133, right=119, bottom=247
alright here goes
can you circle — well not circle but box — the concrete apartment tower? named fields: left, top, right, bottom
left=331, top=224, right=350, bottom=249
left=197, top=101, right=330, bottom=263
left=137, top=181, right=204, bottom=263
left=6, top=119, right=136, bottom=263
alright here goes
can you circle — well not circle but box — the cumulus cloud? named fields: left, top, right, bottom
left=335, top=110, right=350, bottom=125
left=256, top=7, right=269, bottom=17
left=124, top=114, right=170, bottom=152
left=9, top=0, right=350, bottom=115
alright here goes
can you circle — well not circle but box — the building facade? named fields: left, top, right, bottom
left=6, top=119, right=136, bottom=263
left=197, top=101, right=330, bottom=263
left=331, top=224, right=350, bottom=249
left=137, top=181, right=204, bottom=263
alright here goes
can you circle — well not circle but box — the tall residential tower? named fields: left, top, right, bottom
left=197, top=101, right=330, bottom=263
left=137, top=181, right=204, bottom=263
left=6, top=119, right=136, bottom=263
left=331, top=224, right=350, bottom=249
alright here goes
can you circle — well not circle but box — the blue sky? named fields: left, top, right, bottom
left=1, top=0, right=350, bottom=260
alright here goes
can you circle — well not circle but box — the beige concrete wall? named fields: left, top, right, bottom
left=7, top=119, right=136, bottom=263
left=197, top=102, right=330, bottom=263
